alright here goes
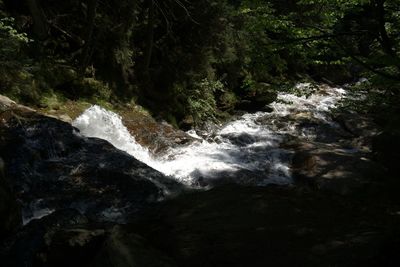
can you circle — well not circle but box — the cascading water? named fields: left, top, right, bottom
left=72, top=83, right=346, bottom=187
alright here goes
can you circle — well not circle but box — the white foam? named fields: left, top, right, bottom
left=72, top=105, right=156, bottom=166
left=72, top=84, right=346, bottom=186
left=23, top=208, right=55, bottom=225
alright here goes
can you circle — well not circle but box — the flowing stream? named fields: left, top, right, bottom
left=72, top=83, right=346, bottom=187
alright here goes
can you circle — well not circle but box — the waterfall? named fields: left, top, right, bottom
left=72, top=83, right=346, bottom=186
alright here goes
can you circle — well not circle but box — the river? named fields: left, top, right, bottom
left=72, top=83, right=346, bottom=187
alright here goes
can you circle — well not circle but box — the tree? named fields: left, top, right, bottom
left=80, top=0, right=98, bottom=74
left=26, top=0, right=47, bottom=40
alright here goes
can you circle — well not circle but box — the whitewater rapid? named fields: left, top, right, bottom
left=72, top=83, right=346, bottom=186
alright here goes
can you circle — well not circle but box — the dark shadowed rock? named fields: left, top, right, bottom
left=373, top=130, right=400, bottom=177
left=126, top=185, right=400, bottom=267
left=1, top=209, right=89, bottom=267
left=0, top=102, right=182, bottom=224
left=37, top=228, right=106, bottom=267
left=3, top=185, right=400, bottom=267
left=90, top=225, right=176, bottom=267
left=333, top=111, right=378, bottom=138
left=236, top=83, right=277, bottom=112
left=1, top=208, right=175, bottom=267
left=278, top=106, right=386, bottom=195
left=1, top=89, right=399, bottom=267
left=290, top=140, right=385, bottom=195
left=0, top=157, right=22, bottom=238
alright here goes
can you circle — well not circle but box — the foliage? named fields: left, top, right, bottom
left=0, top=17, right=28, bottom=37
left=337, top=79, right=400, bottom=125
left=0, top=17, right=31, bottom=59
left=0, top=19, right=36, bottom=103
left=187, top=79, right=224, bottom=126
left=1, top=0, right=400, bottom=128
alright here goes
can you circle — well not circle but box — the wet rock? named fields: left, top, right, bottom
left=90, top=226, right=176, bottom=267
left=0, top=104, right=182, bottom=224
left=333, top=111, right=378, bottom=137
left=2, top=208, right=175, bottom=267
left=331, top=110, right=379, bottom=152
left=179, top=115, right=195, bottom=131
left=236, top=83, right=277, bottom=112
left=221, top=132, right=257, bottom=147
left=291, top=141, right=385, bottom=195
left=35, top=228, right=107, bottom=267
left=373, top=130, right=400, bottom=177
left=127, top=185, right=400, bottom=267
left=276, top=102, right=386, bottom=195
left=292, top=150, right=317, bottom=175
left=0, top=157, right=22, bottom=238
left=236, top=99, right=274, bottom=113
left=191, top=169, right=268, bottom=187
left=1, top=209, right=89, bottom=267
left=3, top=185, right=400, bottom=267
left=122, top=113, right=196, bottom=155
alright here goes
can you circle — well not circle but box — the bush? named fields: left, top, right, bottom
left=0, top=16, right=34, bottom=101
left=79, top=78, right=112, bottom=101
left=0, top=17, right=31, bottom=64
left=217, top=90, right=238, bottom=112
left=187, top=78, right=224, bottom=126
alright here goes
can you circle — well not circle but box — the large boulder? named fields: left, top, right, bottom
left=0, top=157, right=22, bottom=239
left=1, top=209, right=91, bottom=267
left=290, top=140, right=385, bottom=195
left=122, top=112, right=195, bottom=155
left=89, top=226, right=175, bottom=267
left=372, top=115, right=400, bottom=179
left=2, top=209, right=175, bottom=267
left=3, top=186, right=400, bottom=267
left=0, top=97, right=22, bottom=237
left=280, top=107, right=386, bottom=195
left=236, top=83, right=277, bottom=112
left=0, top=97, right=182, bottom=224
left=126, top=185, right=400, bottom=267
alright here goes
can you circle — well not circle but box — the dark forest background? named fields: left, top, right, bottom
left=1, top=0, right=400, bottom=127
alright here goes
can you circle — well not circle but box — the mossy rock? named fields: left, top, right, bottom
left=236, top=83, right=277, bottom=112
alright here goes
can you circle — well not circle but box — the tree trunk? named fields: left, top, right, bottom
left=374, top=0, right=400, bottom=69
left=144, top=0, right=155, bottom=75
left=81, top=0, right=98, bottom=74
left=26, top=0, right=48, bottom=40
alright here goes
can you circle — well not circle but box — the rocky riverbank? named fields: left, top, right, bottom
left=1, top=92, right=400, bottom=266
left=0, top=95, right=182, bottom=224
